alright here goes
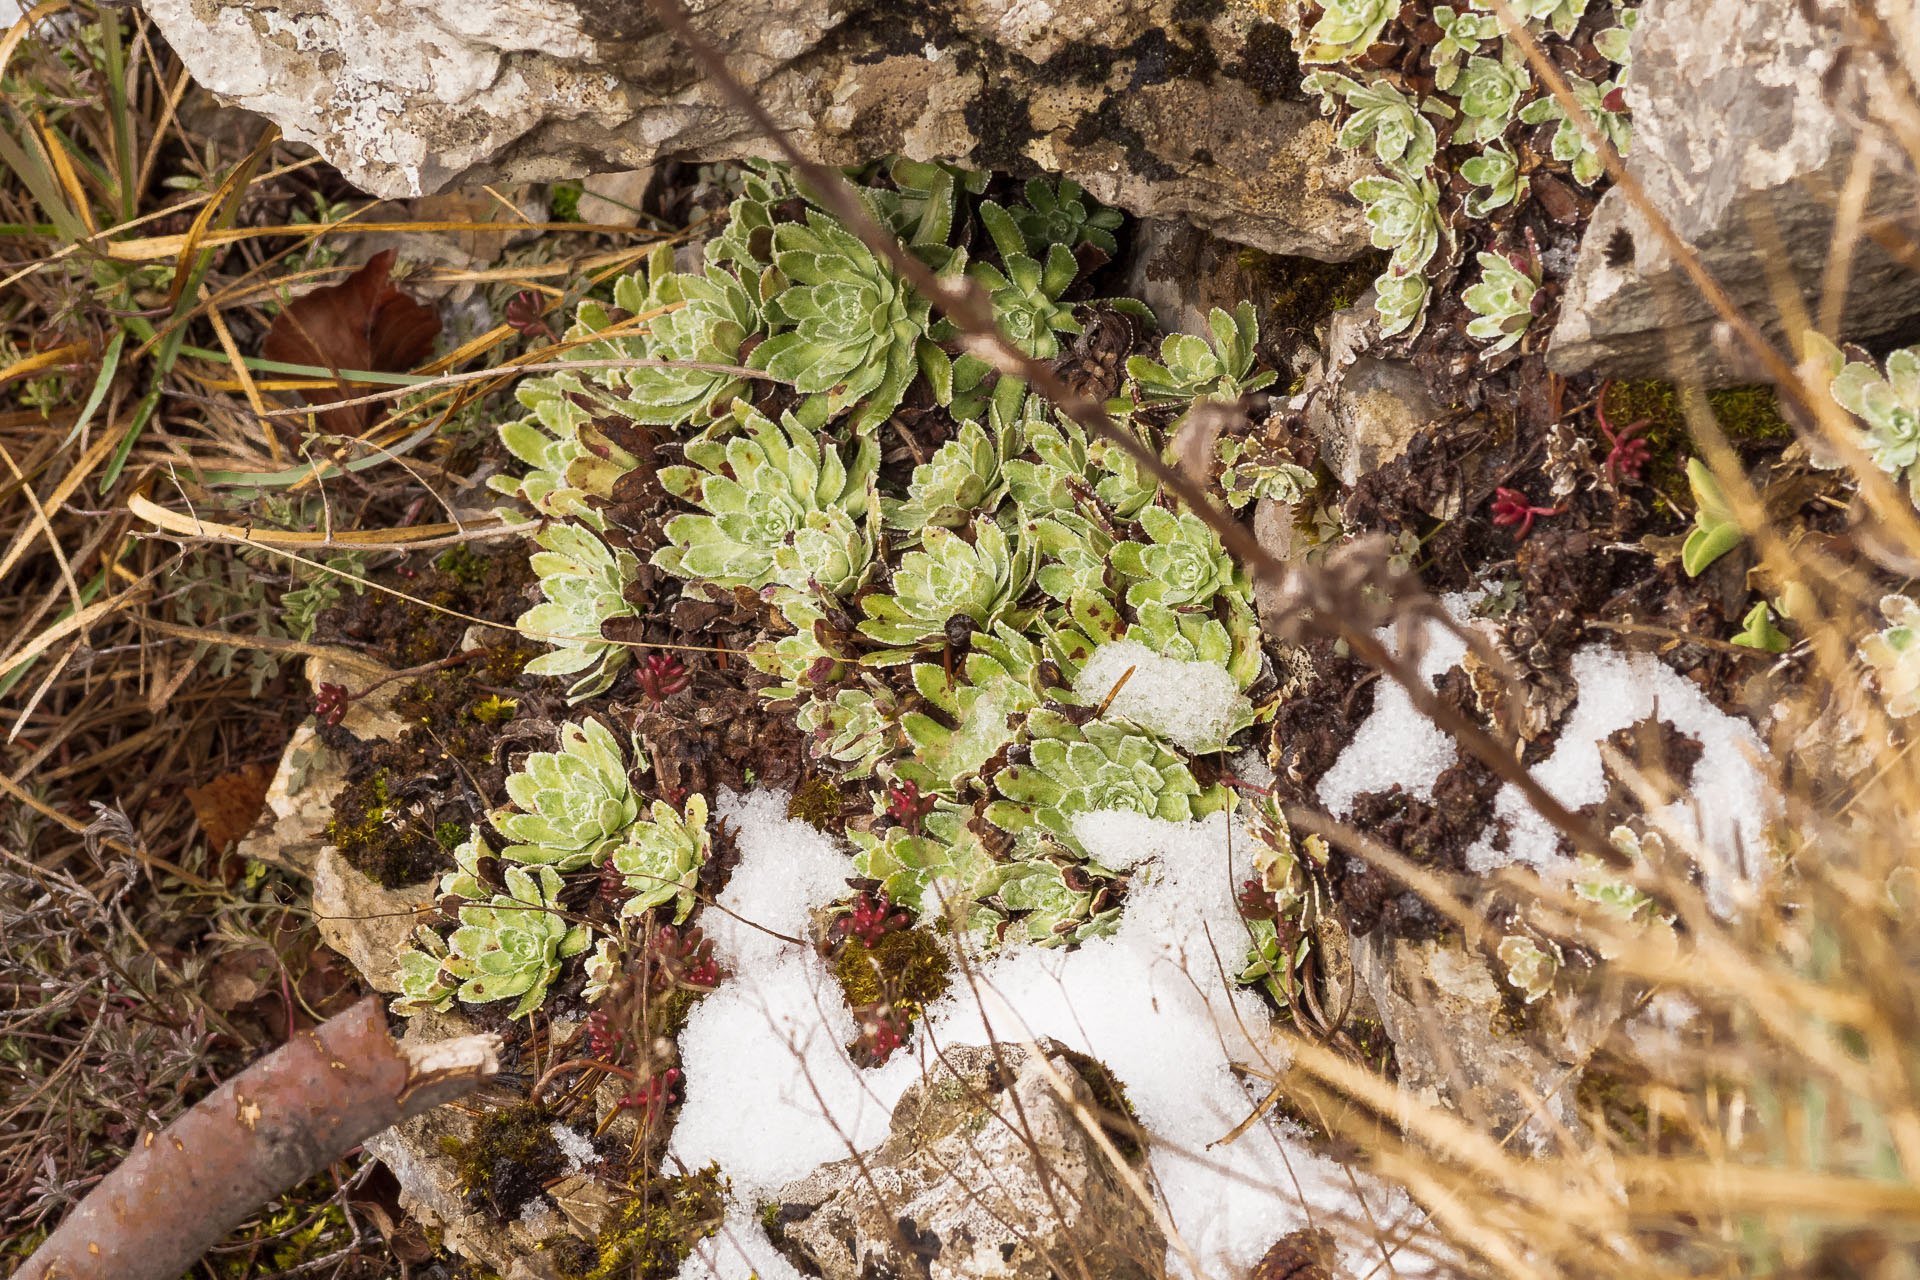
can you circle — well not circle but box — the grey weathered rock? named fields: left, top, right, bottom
left=135, top=0, right=1370, bottom=258
left=1550, top=0, right=1920, bottom=381
left=1304, top=353, right=1439, bottom=488
left=767, top=1040, right=1163, bottom=1280
left=311, top=845, right=425, bottom=992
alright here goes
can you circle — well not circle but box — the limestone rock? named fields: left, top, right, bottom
left=312, top=845, right=427, bottom=992
left=1304, top=354, right=1439, bottom=488
left=578, top=168, right=656, bottom=227
left=1550, top=0, right=1920, bottom=381
left=135, top=0, right=1370, bottom=258
left=767, top=1040, right=1163, bottom=1280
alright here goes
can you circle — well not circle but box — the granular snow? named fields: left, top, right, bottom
left=1073, top=639, right=1249, bottom=754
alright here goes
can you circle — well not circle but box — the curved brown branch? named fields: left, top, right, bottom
left=19, top=996, right=498, bottom=1280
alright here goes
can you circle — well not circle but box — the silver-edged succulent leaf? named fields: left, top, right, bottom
left=772, top=499, right=879, bottom=605
left=1463, top=249, right=1542, bottom=354
left=493, top=718, right=642, bottom=870
left=1350, top=167, right=1445, bottom=277
left=850, top=800, right=1001, bottom=930
left=395, top=923, right=458, bottom=1015
left=749, top=594, right=856, bottom=704
left=884, top=157, right=986, bottom=269
left=704, top=161, right=796, bottom=273
left=895, top=622, right=1067, bottom=794
left=1593, top=7, right=1638, bottom=67
left=1108, top=504, right=1252, bottom=611
left=1431, top=6, right=1502, bottom=90
left=1510, top=0, right=1591, bottom=39
left=655, top=401, right=879, bottom=593
left=751, top=207, right=935, bottom=433
left=610, top=793, right=710, bottom=924
left=1519, top=72, right=1629, bottom=185
left=1460, top=141, right=1529, bottom=218
left=1371, top=269, right=1431, bottom=339
left=991, top=860, right=1120, bottom=945
left=857, top=518, right=1039, bottom=663
left=1124, top=303, right=1277, bottom=409
left=1031, top=509, right=1118, bottom=605
left=797, top=673, right=908, bottom=777
left=518, top=522, right=643, bottom=701
left=596, top=243, right=762, bottom=433
left=1218, top=436, right=1317, bottom=510
left=1300, top=0, right=1396, bottom=64
left=581, top=935, right=622, bottom=1004
left=970, top=202, right=1084, bottom=362
left=1830, top=345, right=1920, bottom=489
left=442, top=863, right=591, bottom=1019
left=1303, top=72, right=1438, bottom=172
left=492, top=376, right=640, bottom=524
left=1007, top=176, right=1124, bottom=257
left=1127, top=597, right=1267, bottom=699
left=985, top=707, right=1227, bottom=850
left=882, top=418, right=1016, bottom=536
left=1452, top=44, right=1531, bottom=145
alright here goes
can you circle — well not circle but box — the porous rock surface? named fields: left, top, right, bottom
left=767, top=1039, right=1164, bottom=1280
left=137, top=0, right=1370, bottom=259
left=1551, top=0, right=1920, bottom=380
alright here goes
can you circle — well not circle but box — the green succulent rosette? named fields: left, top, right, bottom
left=492, top=718, right=641, bottom=870
left=610, top=793, right=711, bottom=924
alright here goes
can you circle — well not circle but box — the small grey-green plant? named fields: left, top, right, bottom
left=851, top=801, right=1001, bottom=929
left=655, top=402, right=879, bottom=592
left=752, top=208, right=940, bottom=432
left=992, top=860, right=1120, bottom=945
left=797, top=676, right=907, bottom=777
left=609, top=793, right=710, bottom=924
left=1124, top=303, right=1276, bottom=409
left=1109, top=505, right=1252, bottom=611
left=1519, top=71, right=1630, bottom=185
left=1452, top=46, right=1530, bottom=145
left=1351, top=168, right=1445, bottom=276
left=400, top=860, right=590, bottom=1019
left=1300, top=0, right=1397, bottom=64
left=985, top=708, right=1225, bottom=849
left=1463, top=249, right=1541, bottom=354
left=1460, top=142, right=1529, bottom=219
left=883, top=157, right=985, bottom=268
left=1431, top=7, right=1502, bottom=90
left=1496, top=934, right=1561, bottom=1003
left=1371, top=270, right=1431, bottom=340
left=518, top=522, right=644, bottom=701
left=882, top=417, right=1014, bottom=535
left=1219, top=437, right=1316, bottom=509
left=1827, top=342, right=1920, bottom=493
left=1860, top=595, right=1920, bottom=718
left=1001, top=176, right=1124, bottom=257
left=492, top=717, right=641, bottom=870
left=894, top=623, right=1060, bottom=792
left=857, top=518, right=1038, bottom=662
left=1303, top=73, right=1437, bottom=172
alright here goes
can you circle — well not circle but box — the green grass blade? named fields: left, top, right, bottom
left=60, top=328, right=126, bottom=450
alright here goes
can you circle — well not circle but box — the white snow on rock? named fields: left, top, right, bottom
left=1316, top=597, right=1475, bottom=817
left=1468, top=645, right=1774, bottom=911
left=672, top=794, right=1427, bottom=1280
left=1072, top=639, right=1249, bottom=753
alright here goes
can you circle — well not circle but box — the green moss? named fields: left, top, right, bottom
left=1240, top=248, right=1389, bottom=350
left=1055, top=1046, right=1147, bottom=1164
left=326, top=772, right=443, bottom=887
left=435, top=821, right=466, bottom=850
left=785, top=777, right=843, bottom=830
left=448, top=1103, right=564, bottom=1219
left=434, top=544, right=491, bottom=586
left=550, top=182, right=584, bottom=223
left=1602, top=381, right=1793, bottom=490
left=832, top=927, right=952, bottom=1013
left=554, top=1165, right=729, bottom=1280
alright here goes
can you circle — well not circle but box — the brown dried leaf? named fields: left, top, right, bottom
left=261, top=248, right=439, bottom=434
left=186, top=762, right=274, bottom=852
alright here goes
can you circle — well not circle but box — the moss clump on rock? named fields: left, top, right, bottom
left=832, top=926, right=952, bottom=1013
left=447, top=1102, right=565, bottom=1219
left=554, top=1164, right=729, bottom=1280
left=785, top=777, right=844, bottom=831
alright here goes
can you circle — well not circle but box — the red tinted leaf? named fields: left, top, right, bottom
left=261, top=248, right=439, bottom=433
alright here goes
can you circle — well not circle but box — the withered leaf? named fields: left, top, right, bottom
left=261, top=248, right=439, bottom=434
left=186, top=761, right=274, bottom=852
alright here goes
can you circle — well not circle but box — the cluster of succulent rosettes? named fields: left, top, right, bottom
left=393, top=721, right=715, bottom=1019
left=1289, top=0, right=1640, bottom=344
left=1123, top=303, right=1277, bottom=411
left=516, top=524, right=644, bottom=702
left=1807, top=334, right=1920, bottom=499
left=1231, top=791, right=1330, bottom=1011
left=1859, top=595, right=1920, bottom=719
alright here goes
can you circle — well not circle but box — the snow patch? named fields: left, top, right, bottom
left=549, top=1122, right=598, bottom=1173
left=1467, top=645, right=1774, bottom=911
left=1317, top=599, right=1475, bottom=816
left=1073, top=639, right=1247, bottom=753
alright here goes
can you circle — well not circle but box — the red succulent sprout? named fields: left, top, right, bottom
left=1595, top=381, right=1653, bottom=485
left=1237, top=877, right=1279, bottom=922
left=647, top=924, right=723, bottom=991
left=1490, top=487, right=1561, bottom=540
left=584, top=1009, right=622, bottom=1059
left=620, top=1066, right=682, bottom=1120
left=884, top=779, right=934, bottom=833
left=637, top=653, right=691, bottom=702
left=855, top=1009, right=907, bottom=1065
left=597, top=860, right=631, bottom=904
left=504, top=289, right=555, bottom=342
left=840, top=891, right=910, bottom=947
left=313, top=681, right=349, bottom=727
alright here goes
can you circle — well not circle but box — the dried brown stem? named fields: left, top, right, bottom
left=18, top=997, right=498, bottom=1280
